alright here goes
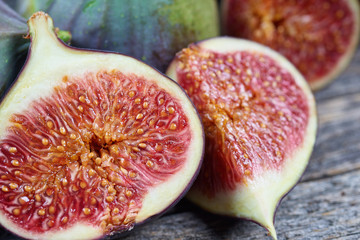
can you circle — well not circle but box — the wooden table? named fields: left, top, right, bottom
left=0, top=49, right=359, bottom=240
left=120, top=46, right=360, bottom=240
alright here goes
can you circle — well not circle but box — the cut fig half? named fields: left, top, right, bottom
left=167, top=37, right=317, bottom=239
left=222, top=0, right=360, bottom=90
left=0, top=12, right=204, bottom=240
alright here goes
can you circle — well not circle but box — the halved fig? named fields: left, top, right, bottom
left=222, top=0, right=360, bottom=90
left=167, top=37, right=317, bottom=239
left=0, top=12, right=204, bottom=239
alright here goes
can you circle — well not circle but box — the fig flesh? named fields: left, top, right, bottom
left=222, top=0, right=360, bottom=90
left=0, top=12, right=204, bottom=239
left=167, top=37, right=317, bottom=239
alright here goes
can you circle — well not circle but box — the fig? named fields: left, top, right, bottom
left=167, top=37, right=317, bottom=239
left=0, top=12, right=204, bottom=239
left=6, top=0, right=220, bottom=72
left=222, top=0, right=360, bottom=90
left=0, top=1, right=27, bottom=96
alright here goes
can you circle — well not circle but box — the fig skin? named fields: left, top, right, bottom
left=167, top=37, right=317, bottom=240
left=222, top=0, right=360, bottom=91
left=6, top=0, right=220, bottom=72
left=0, top=1, right=27, bottom=97
left=0, top=1, right=72, bottom=99
left=0, top=12, right=204, bottom=240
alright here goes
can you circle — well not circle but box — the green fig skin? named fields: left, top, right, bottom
left=7, top=0, right=220, bottom=72
left=0, top=1, right=27, bottom=97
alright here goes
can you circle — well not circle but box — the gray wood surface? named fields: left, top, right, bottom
left=0, top=46, right=359, bottom=240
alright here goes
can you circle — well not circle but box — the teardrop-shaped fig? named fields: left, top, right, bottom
left=0, top=1, right=27, bottom=96
left=167, top=37, right=317, bottom=239
left=0, top=12, right=204, bottom=240
left=222, top=0, right=360, bottom=90
left=7, top=0, right=220, bottom=72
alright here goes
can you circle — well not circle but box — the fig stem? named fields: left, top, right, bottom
left=27, top=12, right=65, bottom=57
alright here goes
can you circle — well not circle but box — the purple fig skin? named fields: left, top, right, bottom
left=0, top=1, right=24, bottom=24
left=0, top=13, right=205, bottom=240
left=5, top=0, right=220, bottom=72
left=0, top=0, right=27, bottom=97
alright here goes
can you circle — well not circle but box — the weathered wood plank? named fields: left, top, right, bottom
left=122, top=169, right=360, bottom=240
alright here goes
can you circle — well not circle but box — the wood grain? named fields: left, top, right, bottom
left=0, top=40, right=359, bottom=240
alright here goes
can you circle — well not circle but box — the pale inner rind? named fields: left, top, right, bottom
left=0, top=13, right=204, bottom=240
left=167, top=36, right=317, bottom=239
